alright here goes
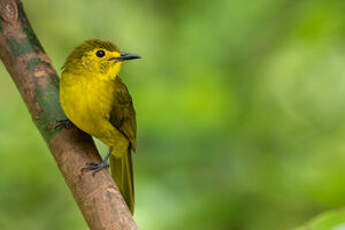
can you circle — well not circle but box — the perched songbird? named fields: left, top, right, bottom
left=59, top=40, right=140, bottom=214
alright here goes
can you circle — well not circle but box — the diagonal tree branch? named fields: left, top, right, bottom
left=0, top=0, right=138, bottom=229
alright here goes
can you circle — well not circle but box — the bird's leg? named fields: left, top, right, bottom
left=54, top=119, right=74, bottom=129
left=84, top=147, right=112, bottom=176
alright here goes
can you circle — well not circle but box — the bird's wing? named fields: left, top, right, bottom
left=109, top=76, right=137, bottom=151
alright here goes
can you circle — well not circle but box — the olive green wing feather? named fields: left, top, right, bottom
left=108, top=76, right=136, bottom=214
left=109, top=76, right=136, bottom=151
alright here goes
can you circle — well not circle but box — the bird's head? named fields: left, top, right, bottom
left=62, top=39, right=140, bottom=78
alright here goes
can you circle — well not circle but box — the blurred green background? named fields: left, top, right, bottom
left=1, top=0, right=345, bottom=229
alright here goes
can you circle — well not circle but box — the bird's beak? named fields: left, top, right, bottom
left=114, top=52, right=141, bottom=61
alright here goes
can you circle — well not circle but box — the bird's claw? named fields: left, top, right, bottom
left=54, top=119, right=73, bottom=129
left=83, top=161, right=109, bottom=176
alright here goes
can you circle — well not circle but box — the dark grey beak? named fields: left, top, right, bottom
left=115, top=52, right=141, bottom=61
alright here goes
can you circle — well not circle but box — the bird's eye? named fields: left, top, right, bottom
left=96, top=50, right=105, bottom=58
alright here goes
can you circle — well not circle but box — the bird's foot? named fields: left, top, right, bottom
left=83, top=161, right=109, bottom=176
left=54, top=119, right=73, bottom=129
left=82, top=148, right=112, bottom=176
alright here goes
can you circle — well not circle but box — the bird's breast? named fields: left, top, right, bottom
left=60, top=73, right=116, bottom=138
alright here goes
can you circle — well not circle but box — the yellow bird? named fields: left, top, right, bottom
left=59, top=40, right=140, bottom=214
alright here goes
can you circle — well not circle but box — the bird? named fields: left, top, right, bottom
left=59, top=39, right=140, bottom=214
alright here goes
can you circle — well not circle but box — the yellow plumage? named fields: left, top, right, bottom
left=59, top=40, right=140, bottom=214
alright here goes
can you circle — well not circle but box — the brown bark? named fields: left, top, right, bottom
left=0, top=0, right=138, bottom=229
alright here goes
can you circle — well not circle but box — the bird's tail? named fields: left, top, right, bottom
left=109, top=148, right=134, bottom=214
